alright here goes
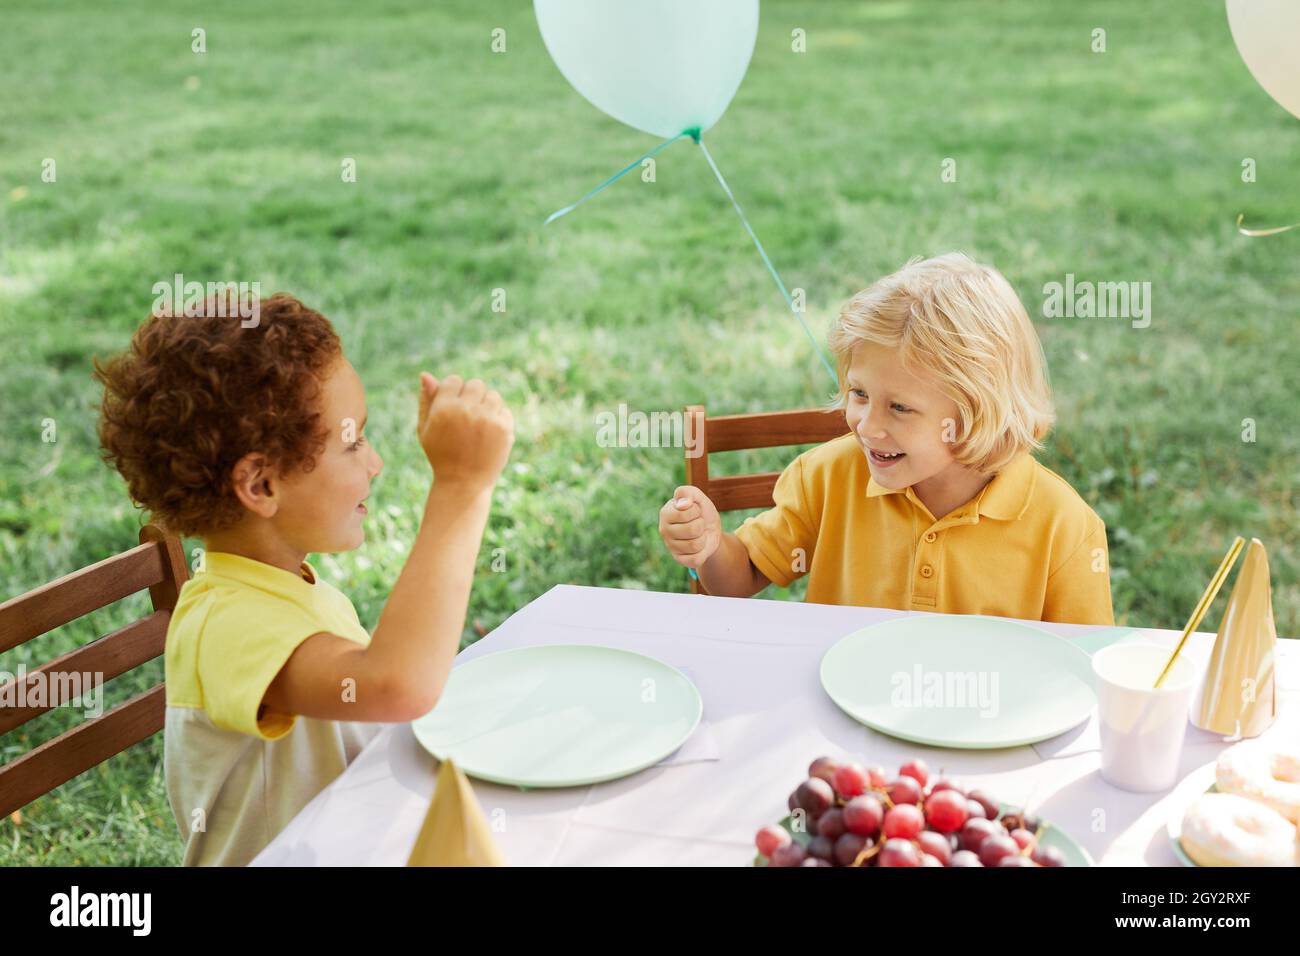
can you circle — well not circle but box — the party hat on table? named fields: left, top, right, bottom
left=406, top=758, right=506, bottom=867
left=1190, top=538, right=1278, bottom=738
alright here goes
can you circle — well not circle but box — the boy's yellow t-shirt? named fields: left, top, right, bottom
left=733, top=434, right=1115, bottom=625
left=163, top=551, right=381, bottom=866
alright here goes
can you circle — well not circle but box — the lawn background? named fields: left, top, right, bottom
left=1, top=0, right=1296, bottom=864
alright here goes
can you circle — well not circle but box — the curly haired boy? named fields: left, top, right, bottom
left=95, top=292, right=513, bottom=865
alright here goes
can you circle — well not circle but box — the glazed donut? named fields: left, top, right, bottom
left=1180, top=793, right=1298, bottom=867
left=1216, top=741, right=1300, bottom=823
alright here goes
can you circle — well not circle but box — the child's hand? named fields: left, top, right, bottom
left=658, top=485, right=722, bottom=570
left=417, top=373, right=514, bottom=489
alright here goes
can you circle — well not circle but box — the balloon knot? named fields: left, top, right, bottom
left=684, top=127, right=702, bottom=144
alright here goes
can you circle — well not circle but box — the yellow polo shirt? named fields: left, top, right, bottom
left=164, top=552, right=381, bottom=866
left=734, top=434, right=1114, bottom=625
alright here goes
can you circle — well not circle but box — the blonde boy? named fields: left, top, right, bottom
left=659, top=253, right=1114, bottom=625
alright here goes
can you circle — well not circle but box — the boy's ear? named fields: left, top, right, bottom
left=230, top=453, right=279, bottom=518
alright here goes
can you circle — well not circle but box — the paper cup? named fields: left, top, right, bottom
left=1092, top=642, right=1199, bottom=792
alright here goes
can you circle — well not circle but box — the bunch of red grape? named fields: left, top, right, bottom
left=755, top=755, right=1067, bottom=867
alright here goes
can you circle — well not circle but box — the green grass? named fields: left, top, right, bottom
left=1, top=0, right=1297, bottom=865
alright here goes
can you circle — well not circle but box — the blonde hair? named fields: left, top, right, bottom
left=827, top=253, right=1055, bottom=474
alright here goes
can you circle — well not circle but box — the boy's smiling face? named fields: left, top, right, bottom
left=216, top=355, right=385, bottom=568
left=844, top=343, right=982, bottom=514
left=273, top=356, right=384, bottom=554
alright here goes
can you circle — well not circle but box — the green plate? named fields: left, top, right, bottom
left=410, top=644, right=702, bottom=788
left=820, top=615, right=1096, bottom=749
left=755, top=804, right=1094, bottom=866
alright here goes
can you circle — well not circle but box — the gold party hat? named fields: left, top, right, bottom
left=406, top=758, right=507, bottom=867
left=1191, top=538, right=1277, bottom=737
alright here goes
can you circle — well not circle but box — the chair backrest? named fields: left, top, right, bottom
left=0, top=525, right=188, bottom=818
left=683, top=405, right=850, bottom=592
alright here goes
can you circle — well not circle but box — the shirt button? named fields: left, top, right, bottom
left=920, top=564, right=934, bottom=578
left=924, top=532, right=937, bottom=543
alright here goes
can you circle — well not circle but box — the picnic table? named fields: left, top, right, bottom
left=251, top=585, right=1298, bottom=866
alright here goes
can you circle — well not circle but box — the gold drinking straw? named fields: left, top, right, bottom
left=1153, top=536, right=1244, bottom=688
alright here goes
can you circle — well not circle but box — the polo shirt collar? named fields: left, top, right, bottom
left=203, top=550, right=319, bottom=588
left=865, top=452, right=1036, bottom=521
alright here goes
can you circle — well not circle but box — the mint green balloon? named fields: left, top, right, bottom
left=534, top=0, right=759, bottom=139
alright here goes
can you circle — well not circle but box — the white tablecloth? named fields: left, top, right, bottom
left=251, top=585, right=1299, bottom=867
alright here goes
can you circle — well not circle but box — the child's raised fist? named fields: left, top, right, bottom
left=658, top=484, right=722, bottom=570
left=416, top=372, right=514, bottom=489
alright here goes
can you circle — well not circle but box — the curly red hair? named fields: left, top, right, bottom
left=94, top=292, right=342, bottom=536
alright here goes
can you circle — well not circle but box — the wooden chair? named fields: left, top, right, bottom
left=683, top=405, right=851, bottom=593
left=0, top=525, right=188, bottom=818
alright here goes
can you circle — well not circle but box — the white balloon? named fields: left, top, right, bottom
left=1227, top=0, right=1300, bottom=120
left=534, top=0, right=759, bottom=139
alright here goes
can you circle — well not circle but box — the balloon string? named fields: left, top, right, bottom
left=1236, top=213, right=1300, bottom=237
left=544, top=127, right=839, bottom=386
left=543, top=130, right=691, bottom=225
left=695, top=137, right=839, bottom=386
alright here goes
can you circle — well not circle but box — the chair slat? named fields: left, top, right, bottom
left=0, top=684, right=166, bottom=820
left=682, top=405, right=850, bottom=595
left=704, top=408, right=849, bottom=452
left=0, top=542, right=167, bottom=653
left=140, top=525, right=189, bottom=614
left=710, top=473, right=783, bottom=512
left=0, top=612, right=168, bottom=736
